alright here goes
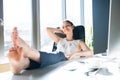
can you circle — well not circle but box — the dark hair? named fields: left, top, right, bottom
left=63, top=20, right=74, bottom=26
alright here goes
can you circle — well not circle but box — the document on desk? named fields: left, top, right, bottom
left=42, top=58, right=120, bottom=80
left=44, top=61, right=96, bottom=80
left=60, top=61, right=82, bottom=71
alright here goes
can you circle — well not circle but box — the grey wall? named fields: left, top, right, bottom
left=0, top=0, right=4, bottom=57
left=92, top=0, right=110, bottom=54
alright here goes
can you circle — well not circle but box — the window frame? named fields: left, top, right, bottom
left=0, top=0, right=39, bottom=63
left=0, top=0, right=4, bottom=60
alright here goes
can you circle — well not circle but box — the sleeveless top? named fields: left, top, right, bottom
left=56, top=38, right=81, bottom=55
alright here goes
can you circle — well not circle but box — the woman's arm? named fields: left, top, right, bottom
left=46, top=27, right=64, bottom=43
left=69, top=40, right=93, bottom=60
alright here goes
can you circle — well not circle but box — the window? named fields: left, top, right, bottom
left=66, top=0, right=81, bottom=25
left=40, top=0, right=62, bottom=52
left=0, top=0, right=93, bottom=64
left=66, top=0, right=93, bottom=50
left=84, top=0, right=93, bottom=50
left=3, top=0, right=32, bottom=56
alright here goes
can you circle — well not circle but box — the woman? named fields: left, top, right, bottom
left=8, top=20, right=93, bottom=74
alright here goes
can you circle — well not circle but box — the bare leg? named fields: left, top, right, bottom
left=11, top=27, right=40, bottom=62
left=7, top=46, right=30, bottom=74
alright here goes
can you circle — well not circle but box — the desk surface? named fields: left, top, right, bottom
left=0, top=55, right=120, bottom=80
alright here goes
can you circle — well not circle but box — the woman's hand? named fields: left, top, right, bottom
left=68, top=50, right=93, bottom=60
left=68, top=53, right=78, bottom=60
left=65, top=53, right=80, bottom=60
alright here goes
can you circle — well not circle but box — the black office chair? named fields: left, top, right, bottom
left=52, top=25, right=85, bottom=52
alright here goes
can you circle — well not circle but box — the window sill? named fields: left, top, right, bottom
left=0, top=56, right=10, bottom=73
left=0, top=63, right=10, bottom=73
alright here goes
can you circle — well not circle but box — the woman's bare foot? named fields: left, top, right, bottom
left=11, top=27, right=40, bottom=62
left=11, top=27, right=18, bottom=47
left=7, top=46, right=30, bottom=74
left=11, top=27, right=30, bottom=57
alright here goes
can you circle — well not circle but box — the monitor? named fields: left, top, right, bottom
left=107, top=0, right=120, bottom=58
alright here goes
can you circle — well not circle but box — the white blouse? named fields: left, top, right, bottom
left=56, top=38, right=81, bottom=55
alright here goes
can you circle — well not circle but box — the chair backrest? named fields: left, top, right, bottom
left=52, top=25, right=85, bottom=52
left=73, top=25, right=85, bottom=42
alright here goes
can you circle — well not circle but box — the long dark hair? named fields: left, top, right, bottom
left=63, top=20, right=75, bottom=27
left=63, top=20, right=85, bottom=41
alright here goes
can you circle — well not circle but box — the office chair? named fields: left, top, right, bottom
left=52, top=25, right=85, bottom=52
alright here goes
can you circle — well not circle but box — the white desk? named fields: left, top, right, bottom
left=0, top=54, right=120, bottom=80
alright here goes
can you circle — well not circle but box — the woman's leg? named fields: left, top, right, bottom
left=11, top=27, right=40, bottom=62
left=8, top=27, right=67, bottom=74
left=39, top=51, right=67, bottom=68
left=7, top=27, right=41, bottom=74
left=8, top=46, right=30, bottom=74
